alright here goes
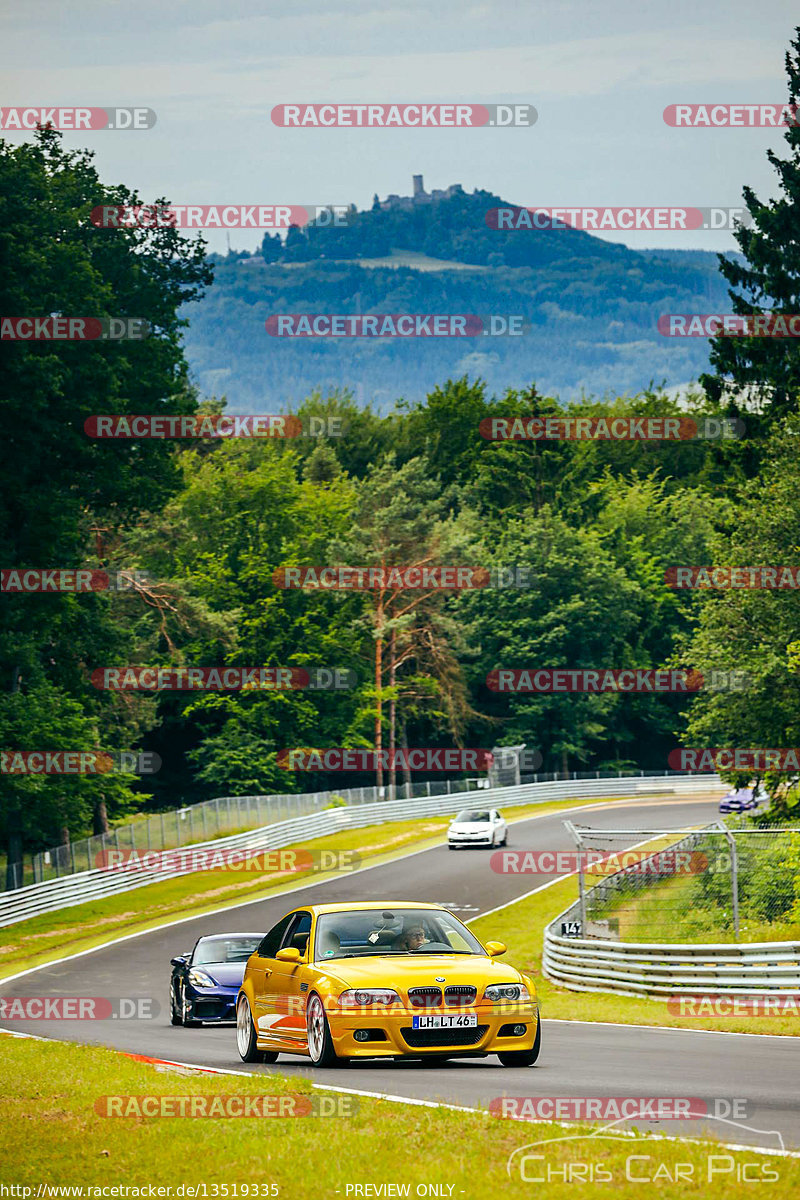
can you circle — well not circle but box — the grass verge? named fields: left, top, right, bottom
left=469, top=877, right=800, bottom=1036
left=0, top=1035, right=795, bottom=1196
left=0, top=794, right=647, bottom=981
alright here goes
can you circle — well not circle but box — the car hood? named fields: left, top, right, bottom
left=191, top=962, right=246, bottom=988
left=312, top=954, right=523, bottom=990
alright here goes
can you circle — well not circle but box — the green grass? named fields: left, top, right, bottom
left=596, top=871, right=800, bottom=944
left=0, top=794, right=636, bottom=981
left=469, top=877, right=800, bottom=1037
left=1, top=1035, right=795, bottom=1196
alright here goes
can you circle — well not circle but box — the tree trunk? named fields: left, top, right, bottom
left=374, top=593, right=384, bottom=789
left=561, top=747, right=569, bottom=779
left=388, top=627, right=397, bottom=800
left=399, top=721, right=412, bottom=794
left=93, top=796, right=110, bottom=836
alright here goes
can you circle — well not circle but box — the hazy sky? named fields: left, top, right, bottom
left=1, top=0, right=798, bottom=254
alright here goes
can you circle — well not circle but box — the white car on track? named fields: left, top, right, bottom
left=448, top=807, right=507, bottom=850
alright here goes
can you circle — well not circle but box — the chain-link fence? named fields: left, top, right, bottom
left=4, top=767, right=697, bottom=890
left=562, top=822, right=800, bottom=943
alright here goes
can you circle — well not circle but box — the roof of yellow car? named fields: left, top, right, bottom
left=306, top=901, right=448, bottom=915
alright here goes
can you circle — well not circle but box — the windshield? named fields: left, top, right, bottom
left=193, top=936, right=260, bottom=965
left=454, top=810, right=490, bottom=823
left=314, top=908, right=487, bottom=961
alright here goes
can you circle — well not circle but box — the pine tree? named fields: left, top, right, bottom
left=701, top=29, right=800, bottom=421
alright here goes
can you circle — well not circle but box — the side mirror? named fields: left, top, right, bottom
left=485, top=941, right=507, bottom=957
left=170, top=955, right=189, bottom=967
left=276, top=947, right=302, bottom=963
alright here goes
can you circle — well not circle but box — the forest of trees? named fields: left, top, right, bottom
left=3, top=31, right=800, bottom=882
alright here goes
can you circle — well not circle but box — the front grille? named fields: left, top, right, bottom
left=408, top=986, right=442, bottom=1008
left=192, top=1001, right=231, bottom=1019
left=401, top=1024, right=488, bottom=1048
left=444, top=985, right=477, bottom=1006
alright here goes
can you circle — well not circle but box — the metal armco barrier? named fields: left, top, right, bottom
left=544, top=820, right=800, bottom=997
left=543, top=930, right=800, bottom=997
left=0, top=773, right=722, bottom=928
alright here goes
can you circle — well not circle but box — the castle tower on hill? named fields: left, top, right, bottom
left=379, top=175, right=464, bottom=211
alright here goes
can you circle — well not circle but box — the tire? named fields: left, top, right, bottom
left=170, top=981, right=182, bottom=1026
left=236, top=995, right=278, bottom=1063
left=497, top=1018, right=541, bottom=1067
left=306, top=993, right=341, bottom=1067
left=180, top=983, right=201, bottom=1028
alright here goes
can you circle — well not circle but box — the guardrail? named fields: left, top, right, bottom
left=0, top=773, right=722, bottom=928
left=543, top=821, right=800, bottom=997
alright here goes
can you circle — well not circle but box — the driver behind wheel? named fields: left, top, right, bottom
left=392, top=923, right=427, bottom=951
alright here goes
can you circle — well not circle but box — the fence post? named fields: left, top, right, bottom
left=160, top=812, right=165, bottom=847
left=717, top=823, right=740, bottom=940
left=564, top=821, right=586, bottom=931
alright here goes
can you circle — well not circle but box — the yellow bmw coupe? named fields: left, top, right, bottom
left=235, top=901, right=540, bottom=1067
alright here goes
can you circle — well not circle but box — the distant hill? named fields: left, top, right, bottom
left=182, top=186, right=734, bottom=408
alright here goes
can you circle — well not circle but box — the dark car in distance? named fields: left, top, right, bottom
left=170, top=933, right=262, bottom=1026
left=719, top=787, right=761, bottom=814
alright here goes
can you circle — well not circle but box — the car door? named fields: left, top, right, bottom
left=250, top=913, right=294, bottom=1042
left=270, top=911, right=312, bottom=1047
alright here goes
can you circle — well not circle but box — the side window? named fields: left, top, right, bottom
left=281, top=912, right=312, bottom=954
left=258, top=914, right=294, bottom=959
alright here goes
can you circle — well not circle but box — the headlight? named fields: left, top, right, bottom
left=484, top=983, right=531, bottom=1002
left=338, top=988, right=401, bottom=1008
left=187, top=968, right=216, bottom=989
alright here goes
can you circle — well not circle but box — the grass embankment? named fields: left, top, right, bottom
left=469, top=876, right=800, bottom=1036
left=601, top=872, right=800, bottom=944
left=1, top=1036, right=795, bottom=1196
left=0, top=795, right=630, bottom=981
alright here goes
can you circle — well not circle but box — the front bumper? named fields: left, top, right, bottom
left=185, top=988, right=238, bottom=1023
left=448, top=833, right=494, bottom=847
left=328, top=1002, right=538, bottom=1058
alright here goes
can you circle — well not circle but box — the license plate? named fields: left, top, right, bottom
left=411, top=1013, right=478, bottom=1029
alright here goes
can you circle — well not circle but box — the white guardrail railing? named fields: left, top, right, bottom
left=543, top=820, right=800, bottom=997
left=0, top=774, right=723, bottom=928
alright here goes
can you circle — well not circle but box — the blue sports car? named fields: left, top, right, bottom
left=719, top=787, right=761, bottom=814
left=170, top=933, right=262, bottom=1026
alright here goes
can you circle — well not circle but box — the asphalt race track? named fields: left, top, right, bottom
left=2, top=796, right=798, bottom=1153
